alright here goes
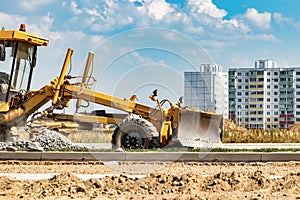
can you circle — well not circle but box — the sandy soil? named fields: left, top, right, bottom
left=0, top=161, right=300, bottom=199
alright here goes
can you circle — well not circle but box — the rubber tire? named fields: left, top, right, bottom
left=111, top=116, right=160, bottom=149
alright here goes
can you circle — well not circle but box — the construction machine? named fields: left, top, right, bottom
left=0, top=24, right=223, bottom=148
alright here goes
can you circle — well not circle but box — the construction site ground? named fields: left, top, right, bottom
left=0, top=161, right=300, bottom=199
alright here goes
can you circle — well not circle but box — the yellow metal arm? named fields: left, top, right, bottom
left=63, top=84, right=159, bottom=117
left=52, top=48, right=73, bottom=105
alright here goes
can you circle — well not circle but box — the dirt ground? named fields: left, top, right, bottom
left=0, top=161, right=299, bottom=199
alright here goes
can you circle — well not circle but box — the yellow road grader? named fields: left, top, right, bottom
left=0, top=24, right=223, bottom=149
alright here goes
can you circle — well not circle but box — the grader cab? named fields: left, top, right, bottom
left=0, top=24, right=223, bottom=148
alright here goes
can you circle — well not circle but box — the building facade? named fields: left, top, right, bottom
left=229, top=60, right=300, bottom=129
left=184, top=64, right=228, bottom=117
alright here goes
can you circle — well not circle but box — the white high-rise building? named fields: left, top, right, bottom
left=184, top=64, right=228, bottom=117
left=229, top=59, right=300, bottom=129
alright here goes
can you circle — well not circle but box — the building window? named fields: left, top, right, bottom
left=274, top=105, right=278, bottom=109
left=274, top=112, right=278, bottom=115
left=274, top=118, right=278, bottom=121
left=274, top=85, right=278, bottom=89
left=267, top=105, right=270, bottom=108
left=258, top=78, right=264, bottom=81
left=267, top=85, right=270, bottom=89
left=274, top=98, right=278, bottom=102
left=267, top=98, right=270, bottom=102
left=267, top=112, right=270, bottom=116
left=274, top=72, right=278, bottom=76
left=257, top=71, right=264, bottom=75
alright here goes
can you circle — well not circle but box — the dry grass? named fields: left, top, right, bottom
left=222, top=129, right=300, bottom=143
left=67, top=129, right=113, bottom=143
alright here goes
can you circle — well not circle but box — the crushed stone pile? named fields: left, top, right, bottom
left=0, top=129, right=83, bottom=151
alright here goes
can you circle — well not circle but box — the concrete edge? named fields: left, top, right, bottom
left=0, top=152, right=42, bottom=161
left=261, top=152, right=300, bottom=162
left=1, top=152, right=300, bottom=162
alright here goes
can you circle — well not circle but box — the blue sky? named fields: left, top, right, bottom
left=0, top=0, right=300, bottom=108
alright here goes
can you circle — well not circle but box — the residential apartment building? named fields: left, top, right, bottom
left=184, top=64, right=228, bottom=117
left=229, top=60, right=300, bottom=129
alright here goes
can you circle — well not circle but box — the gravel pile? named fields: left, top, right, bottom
left=0, top=129, right=83, bottom=151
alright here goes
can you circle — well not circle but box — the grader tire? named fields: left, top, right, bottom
left=111, top=116, right=159, bottom=149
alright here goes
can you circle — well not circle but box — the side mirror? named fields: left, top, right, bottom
left=0, top=44, right=5, bottom=61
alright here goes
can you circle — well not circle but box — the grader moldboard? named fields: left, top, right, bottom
left=0, top=24, right=223, bottom=149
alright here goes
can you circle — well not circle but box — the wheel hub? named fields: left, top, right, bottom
left=122, top=132, right=143, bottom=149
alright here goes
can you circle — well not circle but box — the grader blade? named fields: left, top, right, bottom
left=176, top=108, right=223, bottom=148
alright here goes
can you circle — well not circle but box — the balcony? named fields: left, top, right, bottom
left=229, top=114, right=236, bottom=118
left=249, top=88, right=264, bottom=92
left=279, top=94, right=294, bottom=98
left=279, top=81, right=294, bottom=85
left=249, top=94, right=264, bottom=98
left=229, top=88, right=236, bottom=92
left=279, top=121, right=295, bottom=125
left=249, top=81, right=264, bottom=85
left=279, top=114, right=295, bottom=118
left=279, top=87, right=294, bottom=92
left=249, top=107, right=263, bottom=111
left=279, top=101, right=293, bottom=105
left=279, top=74, right=293, bottom=78
left=229, top=108, right=236, bottom=112
left=279, top=107, right=294, bottom=111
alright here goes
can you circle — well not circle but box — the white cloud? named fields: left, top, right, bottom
left=230, top=53, right=252, bottom=67
left=187, top=26, right=204, bottom=34
left=200, top=40, right=229, bottom=48
left=0, top=13, right=25, bottom=29
left=273, top=12, right=300, bottom=30
left=61, top=1, right=67, bottom=8
left=70, top=0, right=82, bottom=15
left=188, top=0, right=227, bottom=19
left=215, top=19, right=251, bottom=33
left=146, top=0, right=174, bottom=20
left=19, top=0, right=54, bottom=10
left=245, top=33, right=278, bottom=42
left=91, top=35, right=104, bottom=45
left=243, top=8, right=271, bottom=29
left=85, top=7, right=101, bottom=18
